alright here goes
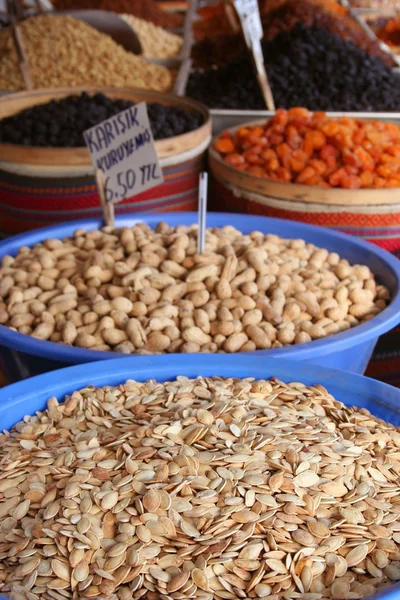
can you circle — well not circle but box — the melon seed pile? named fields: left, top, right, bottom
left=0, top=375, right=400, bottom=600
left=0, top=223, right=390, bottom=354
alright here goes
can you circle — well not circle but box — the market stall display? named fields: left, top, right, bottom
left=0, top=213, right=399, bottom=383
left=122, top=14, right=183, bottom=59
left=0, top=14, right=173, bottom=92
left=0, top=89, right=211, bottom=234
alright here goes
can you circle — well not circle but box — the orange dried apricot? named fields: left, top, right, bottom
left=297, top=166, right=316, bottom=184
left=261, top=148, right=278, bottom=161
left=214, top=138, right=235, bottom=154
left=328, top=167, right=347, bottom=187
left=246, top=154, right=264, bottom=165
left=247, top=166, right=266, bottom=177
left=360, top=171, right=374, bottom=187
left=341, top=175, right=362, bottom=189
left=274, top=108, right=289, bottom=126
left=213, top=108, right=400, bottom=189
left=276, top=167, right=291, bottom=182
left=267, top=158, right=280, bottom=171
left=286, top=125, right=303, bottom=150
left=308, top=159, right=327, bottom=175
left=224, top=153, right=245, bottom=167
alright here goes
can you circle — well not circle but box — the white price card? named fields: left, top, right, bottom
left=84, top=102, right=163, bottom=205
left=233, top=0, right=263, bottom=47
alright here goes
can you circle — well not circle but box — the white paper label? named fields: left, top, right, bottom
left=233, top=0, right=263, bottom=47
left=84, top=102, right=163, bottom=205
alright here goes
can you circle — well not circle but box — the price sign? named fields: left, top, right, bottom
left=84, top=102, right=163, bottom=205
left=233, top=0, right=263, bottom=47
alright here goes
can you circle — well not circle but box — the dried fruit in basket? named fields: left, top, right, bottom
left=262, top=0, right=394, bottom=66
left=214, top=108, right=400, bottom=189
left=0, top=93, right=204, bottom=147
left=187, top=23, right=400, bottom=110
left=52, top=0, right=184, bottom=28
left=192, top=0, right=394, bottom=69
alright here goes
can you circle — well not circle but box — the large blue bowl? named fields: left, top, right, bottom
left=0, top=355, right=400, bottom=600
left=0, top=356, right=400, bottom=600
left=0, top=212, right=399, bottom=383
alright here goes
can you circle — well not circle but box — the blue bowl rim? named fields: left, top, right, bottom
left=0, top=353, right=400, bottom=416
left=0, top=211, right=399, bottom=364
left=1, top=354, right=400, bottom=600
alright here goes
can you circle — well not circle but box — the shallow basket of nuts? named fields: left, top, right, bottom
left=0, top=212, right=399, bottom=383
left=0, top=354, right=400, bottom=600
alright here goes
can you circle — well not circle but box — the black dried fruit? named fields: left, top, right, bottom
left=186, top=22, right=400, bottom=111
left=0, top=93, right=204, bottom=147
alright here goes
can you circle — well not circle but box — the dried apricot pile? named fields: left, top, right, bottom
left=214, top=108, right=400, bottom=189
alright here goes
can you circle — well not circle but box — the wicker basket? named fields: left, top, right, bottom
left=0, top=87, right=211, bottom=234
left=212, top=176, right=400, bottom=253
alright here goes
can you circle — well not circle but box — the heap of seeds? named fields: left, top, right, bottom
left=0, top=223, right=390, bottom=355
left=0, top=375, right=400, bottom=600
left=122, top=14, right=183, bottom=59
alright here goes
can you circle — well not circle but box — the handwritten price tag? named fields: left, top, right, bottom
left=233, top=0, right=263, bottom=47
left=84, top=102, right=163, bottom=205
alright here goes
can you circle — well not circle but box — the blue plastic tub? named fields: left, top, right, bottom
left=0, top=354, right=400, bottom=429
left=0, top=212, right=399, bottom=383
left=0, top=355, right=400, bottom=600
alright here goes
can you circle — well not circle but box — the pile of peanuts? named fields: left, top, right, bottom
left=0, top=223, right=390, bottom=355
left=122, top=15, right=183, bottom=59
left=0, top=15, right=172, bottom=92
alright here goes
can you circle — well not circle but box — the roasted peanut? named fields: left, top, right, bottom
left=0, top=223, right=389, bottom=357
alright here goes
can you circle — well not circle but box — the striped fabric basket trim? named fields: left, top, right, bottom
left=0, top=153, right=205, bottom=234
left=0, top=177, right=200, bottom=215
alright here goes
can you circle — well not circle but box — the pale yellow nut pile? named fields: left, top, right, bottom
left=0, top=222, right=390, bottom=355
left=0, top=15, right=172, bottom=92
left=123, top=14, right=183, bottom=59
left=1, top=375, right=400, bottom=600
